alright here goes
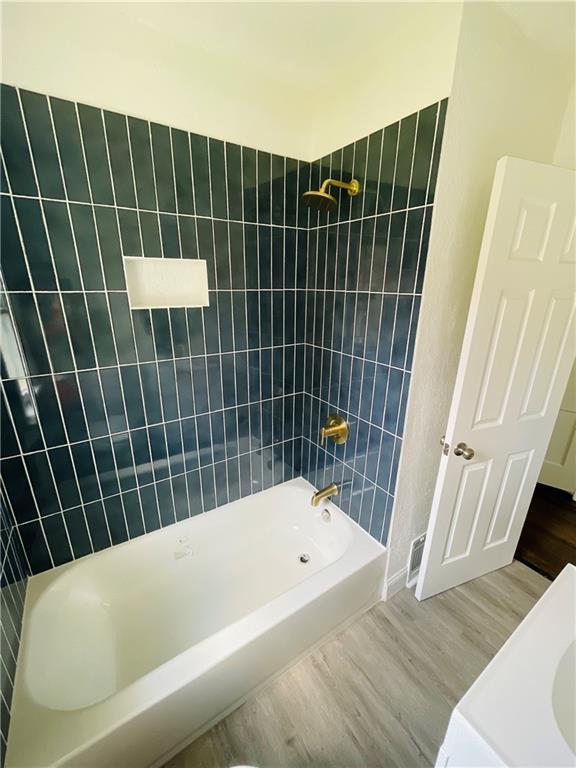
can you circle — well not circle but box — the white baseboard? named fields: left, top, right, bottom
left=382, top=566, right=408, bottom=601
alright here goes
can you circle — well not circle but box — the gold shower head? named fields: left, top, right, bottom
left=302, top=178, right=361, bottom=213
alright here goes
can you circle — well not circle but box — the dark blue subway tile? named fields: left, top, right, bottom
left=181, top=417, right=199, bottom=473
left=391, top=295, right=413, bottom=369
left=150, top=123, right=176, bottom=213
left=130, top=428, right=154, bottom=486
left=206, top=356, right=223, bottom=411
left=175, top=359, right=194, bottom=418
left=399, top=207, right=425, bottom=293
left=139, top=211, right=162, bottom=258
left=50, top=97, right=91, bottom=202
left=33, top=376, right=66, bottom=447
left=213, top=220, right=231, bottom=288
left=24, top=451, right=59, bottom=516
left=84, top=500, right=111, bottom=552
left=140, top=484, right=160, bottom=532
left=1, top=456, right=37, bottom=523
left=139, top=363, right=163, bottom=424
left=186, top=470, right=203, bottom=516
left=149, top=424, right=169, bottom=481
left=150, top=309, right=174, bottom=360
left=409, top=103, right=438, bottom=208
left=43, top=513, right=72, bottom=566
left=218, top=292, right=234, bottom=353
left=118, top=208, right=141, bottom=256
left=70, top=442, right=101, bottom=504
left=165, top=421, right=185, bottom=476
left=120, top=366, right=146, bottom=429
left=55, top=374, right=88, bottom=443
left=190, top=133, right=211, bottom=217
left=200, top=465, right=216, bottom=511
left=242, top=147, right=257, bottom=223
left=104, top=496, right=128, bottom=544
left=383, top=368, right=404, bottom=435
left=210, top=411, right=226, bottom=464
left=92, top=436, right=120, bottom=497
left=427, top=98, right=448, bottom=206
left=101, top=368, right=128, bottom=432
left=63, top=506, right=92, bottom=559
left=209, top=138, right=227, bottom=220
left=226, top=143, right=242, bottom=222
left=123, top=489, right=145, bottom=538
left=20, top=520, right=51, bottom=572
left=9, top=293, right=51, bottom=374
left=159, top=214, right=180, bottom=258
left=20, top=89, right=64, bottom=199
left=111, top=433, right=137, bottom=492
left=171, top=129, right=194, bottom=215
left=78, top=104, right=114, bottom=204
left=36, top=293, right=74, bottom=373
left=86, top=293, right=116, bottom=366
left=1, top=392, right=19, bottom=458
left=132, top=310, right=156, bottom=362
left=392, top=113, right=417, bottom=211
left=190, top=357, right=209, bottom=414
left=1, top=196, right=31, bottom=291
left=78, top=370, right=107, bottom=438
left=128, top=117, right=156, bottom=211
left=214, top=460, right=228, bottom=507
left=172, top=474, right=189, bottom=521
left=103, top=111, right=136, bottom=208
left=158, top=361, right=179, bottom=421
left=43, top=201, right=81, bottom=290
left=61, top=294, right=95, bottom=369
left=14, top=198, right=57, bottom=290
left=1, top=84, right=38, bottom=195
left=94, top=207, right=125, bottom=289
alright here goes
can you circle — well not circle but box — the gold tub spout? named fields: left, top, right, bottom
left=311, top=483, right=339, bottom=507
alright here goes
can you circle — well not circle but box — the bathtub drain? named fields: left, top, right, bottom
left=299, top=553, right=310, bottom=564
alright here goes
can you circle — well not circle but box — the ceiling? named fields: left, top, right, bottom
left=1, top=2, right=462, bottom=159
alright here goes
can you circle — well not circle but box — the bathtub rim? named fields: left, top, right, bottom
left=7, top=477, right=387, bottom=768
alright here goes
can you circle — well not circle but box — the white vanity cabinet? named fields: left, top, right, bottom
left=437, top=565, right=576, bottom=768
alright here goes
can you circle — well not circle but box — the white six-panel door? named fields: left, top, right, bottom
left=416, top=156, right=576, bottom=600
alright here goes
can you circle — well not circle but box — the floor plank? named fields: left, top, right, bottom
left=164, top=561, right=549, bottom=768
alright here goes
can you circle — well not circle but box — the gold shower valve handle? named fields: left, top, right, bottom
left=320, top=415, right=349, bottom=445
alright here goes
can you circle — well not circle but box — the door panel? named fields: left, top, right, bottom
left=483, top=449, right=533, bottom=547
left=416, top=157, right=576, bottom=599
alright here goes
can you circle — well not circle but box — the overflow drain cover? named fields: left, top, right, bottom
left=299, top=553, right=310, bottom=564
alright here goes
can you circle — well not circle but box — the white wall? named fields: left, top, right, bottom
left=385, top=0, right=575, bottom=586
left=554, top=84, right=575, bottom=169
left=0, top=2, right=461, bottom=161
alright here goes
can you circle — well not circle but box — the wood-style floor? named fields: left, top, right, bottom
left=164, top=561, right=549, bottom=768
left=515, top=483, right=576, bottom=580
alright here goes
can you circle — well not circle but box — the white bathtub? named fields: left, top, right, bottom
left=6, top=477, right=386, bottom=768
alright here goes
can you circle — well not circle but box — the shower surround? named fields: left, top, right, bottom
left=0, top=82, right=445, bottom=758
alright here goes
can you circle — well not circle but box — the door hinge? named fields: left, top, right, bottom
left=440, top=435, right=450, bottom=455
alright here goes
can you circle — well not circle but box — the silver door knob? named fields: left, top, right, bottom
left=454, top=442, right=475, bottom=460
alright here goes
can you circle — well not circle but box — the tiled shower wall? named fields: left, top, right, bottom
left=0, top=85, right=446, bottom=755
left=0, top=83, right=308, bottom=577
left=0, top=503, right=28, bottom=761
left=301, top=100, right=447, bottom=543
left=0, top=85, right=446, bottom=576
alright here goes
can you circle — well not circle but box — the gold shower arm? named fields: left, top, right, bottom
left=319, top=178, right=360, bottom=197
